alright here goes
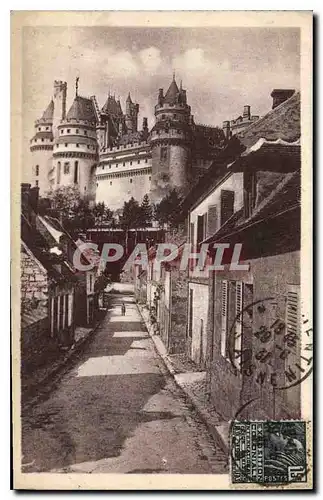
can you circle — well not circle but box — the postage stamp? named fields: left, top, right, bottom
left=231, top=420, right=307, bottom=485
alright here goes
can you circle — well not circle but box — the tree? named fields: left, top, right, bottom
left=154, top=189, right=183, bottom=228
left=119, top=197, right=142, bottom=229
left=140, top=194, right=153, bottom=227
left=46, top=186, right=81, bottom=216
left=93, top=202, right=114, bottom=227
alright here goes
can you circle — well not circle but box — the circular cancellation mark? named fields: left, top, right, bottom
left=227, top=297, right=313, bottom=392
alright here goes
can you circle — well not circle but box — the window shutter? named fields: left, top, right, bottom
left=235, top=281, right=244, bottom=364
left=220, top=189, right=235, bottom=226
left=285, top=286, right=299, bottom=339
left=197, top=215, right=205, bottom=248
left=221, top=280, right=229, bottom=357
left=207, top=205, right=218, bottom=237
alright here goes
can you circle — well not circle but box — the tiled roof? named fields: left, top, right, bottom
left=66, top=96, right=97, bottom=124
left=237, top=91, right=300, bottom=148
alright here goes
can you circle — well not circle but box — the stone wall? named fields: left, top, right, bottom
left=21, top=243, right=48, bottom=312
left=209, top=251, right=301, bottom=421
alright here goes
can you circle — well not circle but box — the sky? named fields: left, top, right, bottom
left=22, top=26, right=300, bottom=178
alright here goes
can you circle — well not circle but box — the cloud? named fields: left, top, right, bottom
left=139, top=47, right=162, bottom=73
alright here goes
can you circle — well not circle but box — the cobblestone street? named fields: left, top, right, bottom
left=21, top=291, right=228, bottom=474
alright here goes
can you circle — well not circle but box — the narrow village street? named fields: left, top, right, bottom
left=21, top=287, right=228, bottom=474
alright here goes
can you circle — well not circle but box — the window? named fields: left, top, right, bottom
left=130, top=179, right=133, bottom=183
left=41, top=138, right=44, bottom=142
left=67, top=129, right=71, bottom=133
left=110, top=181, right=112, bottom=186
left=87, top=145, right=90, bottom=149
left=75, top=143, right=79, bottom=148
left=196, top=213, right=207, bottom=247
left=89, top=274, right=92, bottom=292
left=160, top=147, right=167, bottom=161
left=145, top=158, right=148, bottom=163
left=76, top=129, right=79, bottom=134
left=61, top=129, right=64, bottom=134
left=74, top=161, right=78, bottom=184
left=84, top=130, right=88, bottom=135
left=116, top=164, right=118, bottom=167
left=57, top=162, right=61, bottom=184
left=35, top=180, right=39, bottom=187
left=123, top=162, right=125, bottom=166
left=109, top=165, right=111, bottom=169
left=130, top=161, right=132, bottom=165
left=149, top=176, right=151, bottom=181
left=244, top=171, right=257, bottom=218
left=65, top=143, right=68, bottom=147
left=64, top=162, right=70, bottom=174
left=46, top=127, right=49, bottom=130
left=173, top=114, right=177, bottom=119
left=138, top=159, right=140, bottom=164
left=35, top=165, right=39, bottom=177
left=102, top=165, right=104, bottom=170
left=38, top=127, right=41, bottom=131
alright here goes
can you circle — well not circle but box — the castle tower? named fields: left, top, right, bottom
left=125, top=93, right=139, bottom=133
left=30, top=99, right=54, bottom=195
left=149, top=76, right=192, bottom=202
left=52, top=79, right=98, bottom=200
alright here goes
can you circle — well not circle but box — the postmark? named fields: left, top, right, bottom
left=231, top=420, right=307, bottom=485
left=227, top=297, right=313, bottom=392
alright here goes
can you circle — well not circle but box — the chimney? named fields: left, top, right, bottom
left=243, top=105, right=251, bottom=119
left=223, top=120, right=230, bottom=139
left=271, top=89, right=295, bottom=110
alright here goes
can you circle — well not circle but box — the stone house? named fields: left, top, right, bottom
left=20, top=183, right=99, bottom=379
left=202, top=90, right=302, bottom=421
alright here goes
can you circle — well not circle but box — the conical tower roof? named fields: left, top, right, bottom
left=66, top=96, right=96, bottom=123
left=164, top=77, right=179, bottom=104
left=102, top=95, right=123, bottom=117
left=36, top=99, right=54, bottom=124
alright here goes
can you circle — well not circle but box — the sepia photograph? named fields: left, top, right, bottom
left=11, top=11, right=313, bottom=490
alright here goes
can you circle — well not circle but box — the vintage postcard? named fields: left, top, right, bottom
left=11, top=11, right=313, bottom=490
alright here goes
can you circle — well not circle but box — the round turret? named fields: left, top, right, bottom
left=52, top=95, right=98, bottom=199
left=150, top=77, right=192, bottom=202
left=30, top=100, right=54, bottom=194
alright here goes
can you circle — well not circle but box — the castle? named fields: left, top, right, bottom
left=30, top=76, right=250, bottom=210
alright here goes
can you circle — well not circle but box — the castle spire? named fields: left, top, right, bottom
left=75, top=76, right=79, bottom=97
